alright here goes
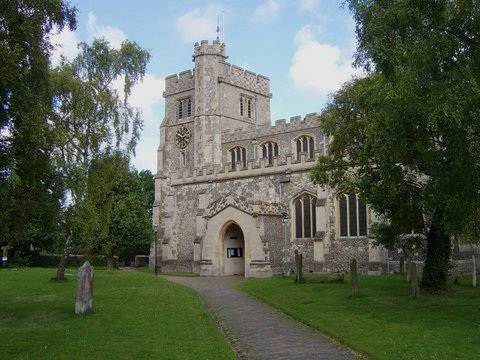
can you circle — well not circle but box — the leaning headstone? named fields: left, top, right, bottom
left=298, top=253, right=303, bottom=283
left=406, top=260, right=411, bottom=283
left=472, top=255, right=477, bottom=288
left=399, top=256, right=405, bottom=275
left=294, top=250, right=303, bottom=283
left=75, top=261, right=94, bottom=315
left=351, top=258, right=358, bottom=297
left=411, top=262, right=419, bottom=298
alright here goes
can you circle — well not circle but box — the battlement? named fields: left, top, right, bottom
left=220, top=62, right=270, bottom=96
left=194, top=39, right=226, bottom=58
left=222, top=113, right=321, bottom=143
left=167, top=148, right=322, bottom=186
left=164, top=69, right=195, bottom=96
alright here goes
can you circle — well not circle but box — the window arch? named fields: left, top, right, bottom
left=239, top=95, right=253, bottom=119
left=293, top=192, right=317, bottom=239
left=295, top=135, right=315, bottom=160
left=177, top=97, right=193, bottom=120
left=338, top=193, right=367, bottom=237
left=230, top=146, right=246, bottom=170
left=260, top=141, right=279, bottom=165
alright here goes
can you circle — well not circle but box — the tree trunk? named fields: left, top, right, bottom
left=421, top=210, right=451, bottom=290
left=55, top=235, right=72, bottom=280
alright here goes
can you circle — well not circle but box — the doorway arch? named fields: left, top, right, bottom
left=222, top=222, right=245, bottom=276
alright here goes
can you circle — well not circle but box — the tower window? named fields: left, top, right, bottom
left=338, top=193, right=367, bottom=237
left=260, top=141, right=279, bottom=165
left=240, top=96, right=253, bottom=119
left=295, top=135, right=315, bottom=160
left=178, top=97, right=193, bottom=120
left=294, top=193, right=317, bottom=239
left=178, top=100, right=183, bottom=119
left=180, top=151, right=186, bottom=167
left=230, top=146, right=247, bottom=170
left=187, top=98, right=192, bottom=117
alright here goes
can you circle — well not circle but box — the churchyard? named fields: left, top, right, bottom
left=0, top=268, right=234, bottom=359
left=239, top=274, right=480, bottom=360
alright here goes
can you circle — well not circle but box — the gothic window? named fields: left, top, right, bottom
left=187, top=98, right=192, bottom=117
left=338, top=193, right=367, bottom=237
left=295, top=135, right=315, bottom=160
left=260, top=141, right=279, bottom=165
left=240, top=96, right=253, bottom=119
left=179, top=151, right=186, bottom=167
left=293, top=193, right=317, bottom=239
left=177, top=97, right=193, bottom=120
left=178, top=100, right=183, bottom=119
left=230, top=146, right=246, bottom=170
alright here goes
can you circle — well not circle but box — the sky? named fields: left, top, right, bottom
left=51, top=0, right=359, bottom=173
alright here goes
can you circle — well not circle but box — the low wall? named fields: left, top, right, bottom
left=36, top=254, right=118, bottom=268
left=134, top=255, right=149, bottom=267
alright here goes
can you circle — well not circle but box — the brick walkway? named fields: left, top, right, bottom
left=161, top=276, right=357, bottom=360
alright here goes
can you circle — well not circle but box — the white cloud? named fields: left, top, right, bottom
left=177, top=6, right=220, bottom=43
left=289, top=25, right=360, bottom=97
left=253, top=0, right=281, bottom=22
left=298, top=0, right=322, bottom=13
left=87, top=12, right=126, bottom=48
left=50, top=27, right=80, bottom=66
left=112, top=74, right=165, bottom=172
left=293, top=24, right=316, bottom=44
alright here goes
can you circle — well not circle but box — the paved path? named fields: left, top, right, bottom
left=161, top=276, right=357, bottom=360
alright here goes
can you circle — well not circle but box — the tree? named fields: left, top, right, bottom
left=50, top=39, right=150, bottom=279
left=312, top=0, right=480, bottom=290
left=83, top=152, right=152, bottom=268
left=0, top=0, right=76, bottom=259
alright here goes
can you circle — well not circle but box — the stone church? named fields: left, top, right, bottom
left=149, top=39, right=387, bottom=277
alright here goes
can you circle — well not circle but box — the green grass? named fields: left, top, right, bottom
left=239, top=274, right=480, bottom=360
left=0, top=268, right=234, bottom=360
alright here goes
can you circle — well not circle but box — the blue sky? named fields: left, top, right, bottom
left=51, top=0, right=358, bottom=172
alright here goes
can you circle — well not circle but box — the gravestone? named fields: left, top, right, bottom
left=399, top=256, right=405, bottom=275
left=294, top=250, right=303, bottom=283
left=406, top=260, right=411, bottom=283
left=75, top=261, right=94, bottom=315
left=351, top=258, right=358, bottom=297
left=473, top=255, right=477, bottom=288
left=410, top=262, right=420, bottom=298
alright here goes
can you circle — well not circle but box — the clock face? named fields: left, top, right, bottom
left=175, top=126, right=191, bottom=149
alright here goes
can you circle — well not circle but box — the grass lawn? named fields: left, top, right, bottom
left=0, top=268, right=234, bottom=360
left=239, top=274, right=480, bottom=360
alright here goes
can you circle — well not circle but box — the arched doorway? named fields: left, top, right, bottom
left=223, top=223, right=245, bottom=275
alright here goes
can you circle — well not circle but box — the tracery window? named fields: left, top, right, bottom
left=230, top=146, right=246, bottom=170
left=338, top=193, right=367, bottom=237
left=294, top=193, right=317, bottom=238
left=177, top=97, right=192, bottom=120
left=240, top=96, right=253, bottom=119
left=296, top=135, right=315, bottom=160
left=260, top=141, right=279, bottom=165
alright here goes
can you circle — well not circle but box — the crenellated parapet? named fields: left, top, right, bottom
left=167, top=148, right=321, bottom=186
left=222, top=112, right=320, bottom=143
left=193, top=39, right=226, bottom=58
left=219, top=62, right=270, bottom=97
left=164, top=69, right=195, bottom=97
